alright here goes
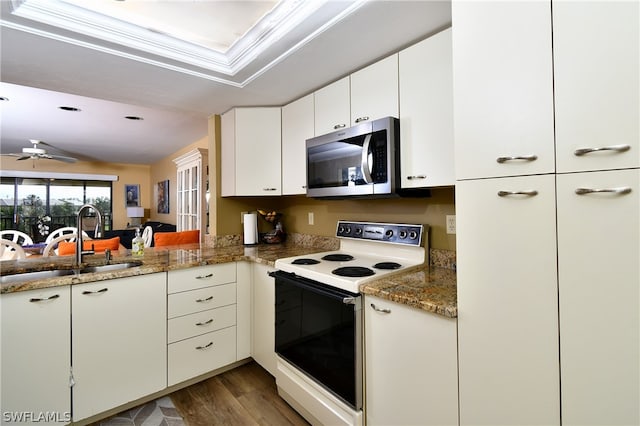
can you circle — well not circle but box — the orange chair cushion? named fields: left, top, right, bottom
left=154, top=230, right=200, bottom=247
left=57, top=237, right=121, bottom=255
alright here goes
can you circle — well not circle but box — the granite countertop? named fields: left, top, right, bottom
left=0, top=242, right=457, bottom=318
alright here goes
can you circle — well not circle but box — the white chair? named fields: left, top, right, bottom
left=0, top=238, right=27, bottom=260
left=0, top=230, right=33, bottom=246
left=42, top=233, right=80, bottom=257
left=141, top=226, right=153, bottom=248
left=45, top=227, right=88, bottom=243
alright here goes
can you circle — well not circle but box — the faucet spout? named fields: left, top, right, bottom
left=76, top=204, right=103, bottom=266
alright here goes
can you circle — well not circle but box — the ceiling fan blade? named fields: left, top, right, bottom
left=50, top=154, right=77, bottom=163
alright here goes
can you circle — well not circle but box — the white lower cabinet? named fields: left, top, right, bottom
left=456, top=174, right=560, bottom=426
left=364, top=295, right=458, bottom=426
left=557, top=168, right=639, bottom=426
left=167, top=263, right=238, bottom=386
left=251, top=262, right=276, bottom=376
left=71, top=274, right=167, bottom=422
left=1, top=286, right=71, bottom=425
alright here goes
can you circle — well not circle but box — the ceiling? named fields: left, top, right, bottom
left=0, top=0, right=451, bottom=165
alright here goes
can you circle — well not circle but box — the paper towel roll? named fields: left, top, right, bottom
left=243, top=213, right=258, bottom=245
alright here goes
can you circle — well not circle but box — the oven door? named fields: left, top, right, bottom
left=270, top=270, right=362, bottom=410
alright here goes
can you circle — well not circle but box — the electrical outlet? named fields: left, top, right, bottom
left=241, top=211, right=248, bottom=223
left=308, top=212, right=314, bottom=225
left=446, top=215, right=456, bottom=234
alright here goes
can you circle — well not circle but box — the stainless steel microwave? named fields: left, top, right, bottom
left=306, top=116, right=399, bottom=198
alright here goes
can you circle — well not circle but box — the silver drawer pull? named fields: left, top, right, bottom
left=196, top=273, right=213, bottom=279
left=574, top=144, right=630, bottom=156
left=29, top=294, right=60, bottom=303
left=333, top=123, right=346, bottom=129
left=370, top=303, right=391, bottom=314
left=496, top=155, right=538, bottom=163
left=196, top=296, right=214, bottom=303
left=575, top=187, right=632, bottom=195
left=497, top=190, right=539, bottom=197
left=196, top=319, right=214, bottom=326
left=355, top=116, right=370, bottom=123
left=82, top=288, right=108, bottom=295
left=262, top=187, right=277, bottom=191
left=407, top=175, right=427, bottom=180
left=195, top=342, right=213, bottom=350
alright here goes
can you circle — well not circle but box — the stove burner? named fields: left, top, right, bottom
left=332, top=266, right=375, bottom=277
left=322, top=254, right=354, bottom=262
left=292, top=258, right=321, bottom=265
left=373, top=262, right=402, bottom=270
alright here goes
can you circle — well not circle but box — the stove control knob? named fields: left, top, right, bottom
left=338, top=226, right=345, bottom=235
left=399, top=230, right=408, bottom=239
left=409, top=231, right=418, bottom=240
left=344, top=226, right=352, bottom=234
left=385, top=229, right=394, bottom=238
left=355, top=227, right=363, bottom=236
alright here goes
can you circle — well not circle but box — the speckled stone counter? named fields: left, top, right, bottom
left=1, top=242, right=457, bottom=318
left=360, top=266, right=457, bottom=318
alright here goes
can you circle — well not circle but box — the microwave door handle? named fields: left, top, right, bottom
left=361, top=134, right=373, bottom=184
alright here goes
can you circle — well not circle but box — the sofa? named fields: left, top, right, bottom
left=92, top=221, right=177, bottom=249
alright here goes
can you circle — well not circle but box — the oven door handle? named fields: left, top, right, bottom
left=269, top=270, right=360, bottom=303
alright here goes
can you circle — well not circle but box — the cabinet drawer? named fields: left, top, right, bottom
left=168, top=283, right=236, bottom=319
left=168, top=304, right=236, bottom=343
left=168, top=326, right=236, bottom=386
left=168, top=263, right=236, bottom=294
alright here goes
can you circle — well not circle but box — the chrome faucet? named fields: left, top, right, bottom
left=76, top=204, right=102, bottom=266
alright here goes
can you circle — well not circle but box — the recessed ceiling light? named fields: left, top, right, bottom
left=0, top=96, right=9, bottom=101
left=125, top=116, right=143, bottom=120
left=59, top=106, right=81, bottom=111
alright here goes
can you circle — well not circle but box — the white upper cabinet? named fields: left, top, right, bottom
left=282, top=93, right=314, bottom=195
left=553, top=1, right=639, bottom=173
left=350, top=54, right=399, bottom=126
left=452, top=1, right=555, bottom=180
left=399, top=28, right=454, bottom=188
left=314, top=76, right=350, bottom=136
left=221, top=107, right=282, bottom=196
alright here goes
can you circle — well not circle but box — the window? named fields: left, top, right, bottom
left=0, top=177, right=113, bottom=242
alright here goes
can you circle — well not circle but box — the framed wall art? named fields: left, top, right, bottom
left=157, top=180, right=169, bottom=214
left=125, top=184, right=140, bottom=207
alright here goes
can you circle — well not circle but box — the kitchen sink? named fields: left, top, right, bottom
left=0, top=261, right=143, bottom=284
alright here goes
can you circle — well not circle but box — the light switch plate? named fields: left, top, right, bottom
left=446, top=215, right=456, bottom=234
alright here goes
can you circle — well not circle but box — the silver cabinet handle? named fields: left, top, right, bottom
left=196, top=273, right=213, bottom=279
left=196, top=296, right=213, bottom=303
left=370, top=303, right=391, bottom=314
left=262, top=188, right=277, bottom=191
left=496, top=155, right=538, bottom=163
left=575, top=187, right=632, bottom=195
left=497, top=190, right=539, bottom=197
left=82, top=288, right=108, bottom=295
left=574, top=144, right=631, bottom=156
left=195, top=318, right=214, bottom=326
left=355, top=116, right=370, bottom=123
left=29, top=294, right=60, bottom=303
left=333, top=123, right=346, bottom=130
left=195, top=342, right=213, bottom=350
left=407, top=175, right=427, bottom=180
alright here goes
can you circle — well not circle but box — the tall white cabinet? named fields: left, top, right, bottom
left=282, top=94, right=314, bottom=195
left=174, top=148, right=208, bottom=237
left=454, top=1, right=639, bottom=425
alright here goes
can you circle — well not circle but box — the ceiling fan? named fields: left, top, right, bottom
left=2, top=139, right=77, bottom=163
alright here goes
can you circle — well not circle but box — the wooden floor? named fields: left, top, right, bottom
left=170, top=361, right=310, bottom=426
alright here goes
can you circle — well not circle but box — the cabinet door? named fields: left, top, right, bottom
left=456, top=175, right=559, bottom=426
left=235, top=108, right=282, bottom=196
left=399, top=28, right=454, bottom=188
left=452, top=1, right=554, bottom=179
left=236, top=261, right=252, bottom=360
left=365, top=295, right=458, bottom=426
left=557, top=169, right=639, bottom=426
left=252, top=263, right=276, bottom=376
left=314, top=76, right=350, bottom=136
left=554, top=1, right=639, bottom=173
left=350, top=54, right=399, bottom=126
left=72, top=274, right=166, bottom=421
left=221, top=109, right=236, bottom=197
left=1, top=287, right=71, bottom=425
left=282, top=94, right=314, bottom=195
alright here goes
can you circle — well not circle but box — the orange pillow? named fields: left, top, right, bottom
left=57, top=237, right=121, bottom=255
left=154, top=230, right=200, bottom=247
